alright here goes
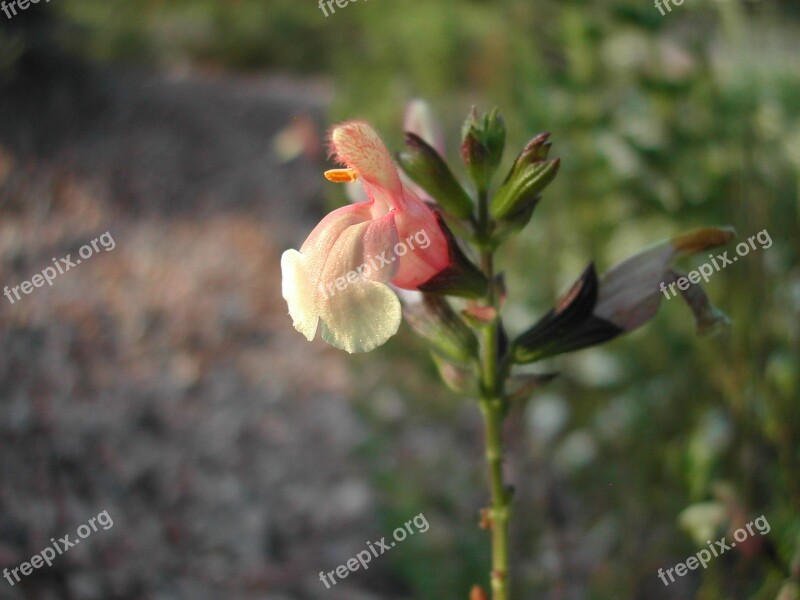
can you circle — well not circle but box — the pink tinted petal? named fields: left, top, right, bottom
left=299, top=201, right=373, bottom=255
left=318, top=212, right=399, bottom=288
left=315, top=215, right=402, bottom=353
left=330, top=121, right=403, bottom=210
left=391, top=191, right=450, bottom=289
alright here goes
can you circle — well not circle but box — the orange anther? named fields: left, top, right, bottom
left=324, top=168, right=358, bottom=183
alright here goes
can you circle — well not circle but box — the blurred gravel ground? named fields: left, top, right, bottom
left=0, top=65, right=397, bottom=600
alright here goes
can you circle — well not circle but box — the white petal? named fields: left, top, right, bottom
left=281, top=249, right=319, bottom=341
left=319, top=279, right=402, bottom=353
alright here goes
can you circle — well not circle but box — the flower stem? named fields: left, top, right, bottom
left=480, top=396, right=511, bottom=600
left=476, top=191, right=511, bottom=600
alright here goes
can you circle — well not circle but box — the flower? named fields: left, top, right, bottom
left=281, top=121, right=451, bottom=354
left=513, top=227, right=735, bottom=363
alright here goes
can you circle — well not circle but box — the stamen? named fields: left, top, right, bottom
left=324, top=168, right=359, bottom=183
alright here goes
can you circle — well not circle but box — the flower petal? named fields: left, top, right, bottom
left=595, top=227, right=735, bottom=331
left=594, top=242, right=672, bottom=330
left=669, top=269, right=730, bottom=335
left=281, top=205, right=402, bottom=352
left=671, top=226, right=736, bottom=256
left=281, top=248, right=319, bottom=341
left=282, top=204, right=373, bottom=339
left=390, top=190, right=451, bottom=288
left=319, top=278, right=402, bottom=353
left=318, top=212, right=400, bottom=287
left=330, top=121, right=403, bottom=211
left=316, top=215, right=403, bottom=353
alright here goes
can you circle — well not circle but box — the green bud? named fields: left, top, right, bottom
left=403, top=294, right=479, bottom=363
left=490, top=156, right=560, bottom=221
left=397, top=133, right=474, bottom=219
left=489, top=197, right=540, bottom=249
left=460, top=107, right=506, bottom=192
left=504, top=132, right=553, bottom=182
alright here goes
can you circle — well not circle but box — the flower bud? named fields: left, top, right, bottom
left=490, top=137, right=560, bottom=221
left=460, top=107, right=506, bottom=192
left=403, top=294, right=479, bottom=363
left=397, top=133, right=474, bottom=219
left=505, top=132, right=553, bottom=179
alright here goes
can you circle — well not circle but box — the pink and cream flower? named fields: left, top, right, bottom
left=281, top=121, right=451, bottom=353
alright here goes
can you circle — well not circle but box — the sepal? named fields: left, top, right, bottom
left=398, top=133, right=474, bottom=219
left=403, top=294, right=479, bottom=363
left=417, top=213, right=489, bottom=298
left=513, top=263, right=623, bottom=363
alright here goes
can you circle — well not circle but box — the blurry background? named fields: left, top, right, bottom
left=0, top=0, right=798, bottom=599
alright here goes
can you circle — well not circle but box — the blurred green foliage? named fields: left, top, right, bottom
left=50, top=0, right=800, bottom=597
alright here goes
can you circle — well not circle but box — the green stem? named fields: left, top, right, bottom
left=476, top=190, right=511, bottom=600
left=480, top=397, right=510, bottom=599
